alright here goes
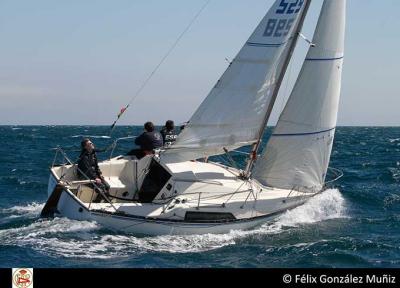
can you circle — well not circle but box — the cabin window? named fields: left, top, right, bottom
left=184, top=211, right=236, bottom=222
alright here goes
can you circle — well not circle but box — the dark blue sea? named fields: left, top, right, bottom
left=0, top=126, right=399, bottom=268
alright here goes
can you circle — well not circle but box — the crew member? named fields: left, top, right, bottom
left=77, top=138, right=110, bottom=202
left=160, top=120, right=178, bottom=147
left=129, top=122, right=163, bottom=159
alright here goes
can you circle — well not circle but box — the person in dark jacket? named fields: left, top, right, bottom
left=160, top=120, right=177, bottom=147
left=77, top=138, right=110, bottom=202
left=128, top=122, right=163, bottom=159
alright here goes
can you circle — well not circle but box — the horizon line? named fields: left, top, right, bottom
left=1, top=124, right=400, bottom=128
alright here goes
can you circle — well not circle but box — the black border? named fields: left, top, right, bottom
left=2, top=268, right=400, bottom=288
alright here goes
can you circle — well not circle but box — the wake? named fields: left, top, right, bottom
left=0, top=202, right=44, bottom=224
left=70, top=135, right=111, bottom=139
left=0, top=189, right=347, bottom=258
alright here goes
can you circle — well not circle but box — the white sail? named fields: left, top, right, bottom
left=253, top=0, right=346, bottom=192
left=162, top=0, right=310, bottom=164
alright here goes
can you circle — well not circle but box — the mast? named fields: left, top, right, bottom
left=244, top=0, right=312, bottom=177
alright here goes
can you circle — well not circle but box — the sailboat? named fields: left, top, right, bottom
left=43, top=0, right=346, bottom=236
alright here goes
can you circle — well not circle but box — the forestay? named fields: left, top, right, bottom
left=162, top=0, right=309, bottom=164
left=253, top=0, right=346, bottom=192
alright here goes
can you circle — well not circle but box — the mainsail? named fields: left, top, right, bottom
left=253, top=0, right=346, bottom=192
left=162, top=0, right=310, bottom=164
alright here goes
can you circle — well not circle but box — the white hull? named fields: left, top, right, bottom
left=56, top=189, right=289, bottom=236
left=45, top=156, right=316, bottom=236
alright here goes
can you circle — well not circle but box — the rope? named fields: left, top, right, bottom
left=109, top=0, right=211, bottom=134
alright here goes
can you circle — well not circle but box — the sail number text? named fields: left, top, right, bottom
left=276, top=0, right=304, bottom=14
left=263, top=0, right=304, bottom=37
left=263, top=18, right=294, bottom=37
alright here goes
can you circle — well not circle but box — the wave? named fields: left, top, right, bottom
left=1, top=202, right=44, bottom=215
left=0, top=189, right=347, bottom=258
left=71, top=135, right=111, bottom=139
left=276, top=188, right=348, bottom=226
left=388, top=167, right=400, bottom=182
left=384, top=193, right=400, bottom=208
left=0, top=202, right=44, bottom=224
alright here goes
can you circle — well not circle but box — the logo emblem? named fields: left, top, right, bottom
left=12, top=268, right=33, bottom=288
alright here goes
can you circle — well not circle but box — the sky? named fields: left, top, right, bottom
left=0, top=0, right=399, bottom=126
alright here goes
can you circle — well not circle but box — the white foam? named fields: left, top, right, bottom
left=389, top=167, right=400, bottom=182
left=1, top=223, right=102, bottom=258
left=71, top=135, right=111, bottom=139
left=276, top=188, right=348, bottom=227
left=0, top=202, right=45, bottom=224
left=384, top=193, right=400, bottom=207
left=1, top=202, right=44, bottom=215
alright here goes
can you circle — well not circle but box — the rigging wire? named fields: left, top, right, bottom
left=109, top=0, right=212, bottom=135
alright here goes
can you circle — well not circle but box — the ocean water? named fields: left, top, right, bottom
left=0, top=126, right=399, bottom=268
